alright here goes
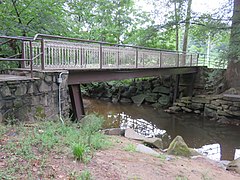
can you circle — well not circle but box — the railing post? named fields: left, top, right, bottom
left=177, top=52, right=180, bottom=67
left=135, top=48, right=138, bottom=68
left=208, top=56, right=210, bottom=67
left=80, top=47, right=83, bottom=68
left=190, top=54, right=193, bottom=66
left=117, top=47, right=120, bottom=67
left=41, top=39, right=45, bottom=70
left=196, top=54, right=199, bottom=66
left=99, top=43, right=103, bottom=69
left=29, top=41, right=33, bottom=78
left=21, top=40, right=26, bottom=68
left=159, top=51, right=162, bottom=67
left=142, top=54, right=145, bottom=67
left=203, top=54, right=206, bottom=66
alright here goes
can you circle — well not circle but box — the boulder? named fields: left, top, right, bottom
left=204, top=107, right=217, bottom=118
left=125, top=129, right=163, bottom=149
left=124, top=128, right=145, bottom=141
left=145, top=93, right=158, bottom=103
left=192, top=97, right=210, bottom=104
left=168, top=106, right=181, bottom=112
left=151, top=103, right=163, bottom=109
left=142, top=81, right=151, bottom=91
left=205, top=104, right=219, bottom=110
left=227, top=158, right=240, bottom=174
left=167, top=135, right=191, bottom=157
left=112, top=96, right=119, bottom=103
left=136, top=144, right=159, bottom=156
left=143, top=137, right=163, bottom=149
left=121, top=90, right=131, bottom=98
left=226, top=110, right=240, bottom=116
left=158, top=95, right=170, bottom=105
left=194, top=110, right=201, bottom=114
left=173, top=102, right=186, bottom=107
left=217, top=116, right=231, bottom=124
left=188, top=103, right=204, bottom=110
left=128, top=86, right=137, bottom=94
left=189, top=148, right=201, bottom=156
left=131, top=94, right=146, bottom=106
left=103, top=128, right=125, bottom=136
left=181, top=107, right=192, bottom=113
left=120, top=98, right=132, bottom=103
left=152, top=86, right=170, bottom=94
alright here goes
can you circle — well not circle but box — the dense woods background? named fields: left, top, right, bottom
left=1, top=0, right=240, bottom=87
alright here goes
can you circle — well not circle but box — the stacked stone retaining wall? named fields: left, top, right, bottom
left=166, top=93, right=240, bottom=125
left=0, top=70, right=69, bottom=122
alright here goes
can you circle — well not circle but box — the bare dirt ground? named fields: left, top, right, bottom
left=1, top=126, right=240, bottom=180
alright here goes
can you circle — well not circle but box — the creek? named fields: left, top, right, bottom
left=84, top=98, right=240, bottom=161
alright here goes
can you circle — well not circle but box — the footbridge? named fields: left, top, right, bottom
left=0, top=34, right=219, bottom=120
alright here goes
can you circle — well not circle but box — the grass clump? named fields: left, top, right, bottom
left=0, top=113, right=110, bottom=178
left=78, top=169, right=92, bottom=180
left=124, top=143, right=136, bottom=152
left=72, top=143, right=90, bottom=162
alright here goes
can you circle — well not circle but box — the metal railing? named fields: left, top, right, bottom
left=0, top=35, right=34, bottom=77
left=197, top=53, right=227, bottom=69
left=0, top=34, right=227, bottom=78
left=23, top=34, right=199, bottom=70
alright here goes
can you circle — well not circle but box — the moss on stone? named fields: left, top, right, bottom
left=35, top=106, right=46, bottom=119
left=167, top=136, right=191, bottom=157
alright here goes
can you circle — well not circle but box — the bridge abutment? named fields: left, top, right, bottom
left=0, top=70, right=70, bottom=123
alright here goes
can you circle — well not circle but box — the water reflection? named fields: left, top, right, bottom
left=108, top=112, right=166, bottom=138
left=196, top=144, right=221, bottom=161
left=85, top=98, right=240, bottom=161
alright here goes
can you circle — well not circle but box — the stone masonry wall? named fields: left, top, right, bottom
left=166, top=91, right=240, bottom=126
left=82, top=72, right=206, bottom=109
left=0, top=70, right=69, bottom=123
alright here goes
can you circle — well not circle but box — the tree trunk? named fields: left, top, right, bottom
left=226, top=0, right=240, bottom=88
left=181, top=0, right=192, bottom=65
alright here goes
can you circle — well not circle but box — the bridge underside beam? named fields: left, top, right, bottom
left=68, top=67, right=199, bottom=84
left=69, top=84, right=85, bottom=120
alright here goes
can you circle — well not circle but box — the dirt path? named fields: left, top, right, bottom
left=1, top=125, right=240, bottom=180
left=43, top=136, right=240, bottom=180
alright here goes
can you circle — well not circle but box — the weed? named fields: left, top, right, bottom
left=128, top=175, right=142, bottom=180
left=88, top=132, right=111, bottom=150
left=0, top=114, right=111, bottom=178
left=156, top=154, right=166, bottom=161
left=78, top=169, right=92, bottom=180
left=176, top=175, right=188, bottom=180
left=72, top=143, right=90, bottom=162
left=124, top=144, right=136, bottom=152
left=80, top=114, right=104, bottom=135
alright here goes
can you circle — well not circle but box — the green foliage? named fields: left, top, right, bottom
left=72, top=143, right=90, bottom=161
left=156, top=154, right=167, bottom=161
left=80, top=114, right=104, bottom=135
left=0, top=114, right=111, bottom=178
left=78, top=169, right=92, bottom=180
left=124, top=143, right=136, bottom=152
left=176, top=175, right=188, bottom=180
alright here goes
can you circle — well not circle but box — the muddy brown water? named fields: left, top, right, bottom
left=84, top=98, right=240, bottom=161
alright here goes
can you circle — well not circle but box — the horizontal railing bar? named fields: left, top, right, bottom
left=0, top=35, right=34, bottom=41
left=0, top=58, right=31, bottom=61
left=33, top=34, right=197, bottom=55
